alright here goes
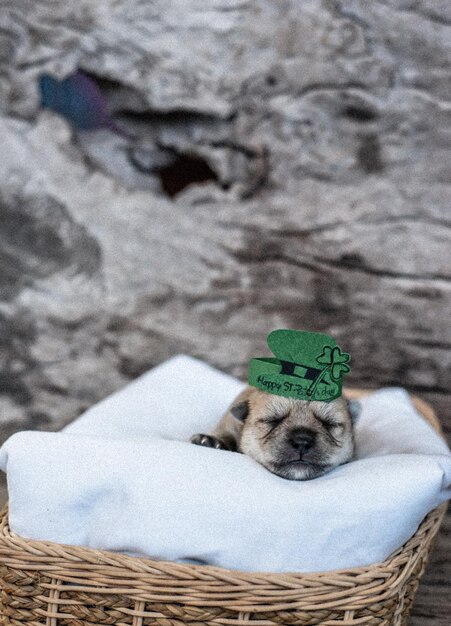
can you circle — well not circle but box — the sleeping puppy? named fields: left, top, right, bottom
left=191, top=386, right=360, bottom=480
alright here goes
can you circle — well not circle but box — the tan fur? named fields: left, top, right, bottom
left=192, top=387, right=356, bottom=480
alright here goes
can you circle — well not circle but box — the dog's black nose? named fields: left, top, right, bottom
left=289, top=428, right=316, bottom=453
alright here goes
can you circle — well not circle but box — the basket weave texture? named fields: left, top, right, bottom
left=0, top=390, right=447, bottom=626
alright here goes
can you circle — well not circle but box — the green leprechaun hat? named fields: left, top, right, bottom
left=248, top=329, right=351, bottom=402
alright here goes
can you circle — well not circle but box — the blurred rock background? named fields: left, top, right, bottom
left=0, top=2, right=450, bottom=621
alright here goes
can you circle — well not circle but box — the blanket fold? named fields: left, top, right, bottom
left=1, top=355, right=450, bottom=573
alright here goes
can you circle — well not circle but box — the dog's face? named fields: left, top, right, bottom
left=234, top=390, right=358, bottom=480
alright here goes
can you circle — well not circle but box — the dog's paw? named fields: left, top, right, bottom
left=190, top=434, right=228, bottom=450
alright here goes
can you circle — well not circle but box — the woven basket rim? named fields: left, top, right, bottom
left=0, top=387, right=447, bottom=583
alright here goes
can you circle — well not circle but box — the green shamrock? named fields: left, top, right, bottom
left=248, top=329, right=351, bottom=402
left=306, top=345, right=351, bottom=396
left=316, top=346, right=351, bottom=381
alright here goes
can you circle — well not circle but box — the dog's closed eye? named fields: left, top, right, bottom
left=259, top=413, right=289, bottom=426
left=322, top=419, right=344, bottom=430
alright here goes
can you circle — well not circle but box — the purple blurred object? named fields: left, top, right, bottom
left=39, top=71, right=117, bottom=132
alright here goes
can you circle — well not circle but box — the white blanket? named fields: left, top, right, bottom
left=1, top=355, right=450, bottom=573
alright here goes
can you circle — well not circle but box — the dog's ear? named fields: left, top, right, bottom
left=347, top=399, right=361, bottom=423
left=230, top=401, right=249, bottom=421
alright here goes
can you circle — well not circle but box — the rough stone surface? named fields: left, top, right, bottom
left=0, top=2, right=450, bottom=621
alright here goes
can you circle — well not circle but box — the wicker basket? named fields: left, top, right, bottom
left=0, top=390, right=447, bottom=626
